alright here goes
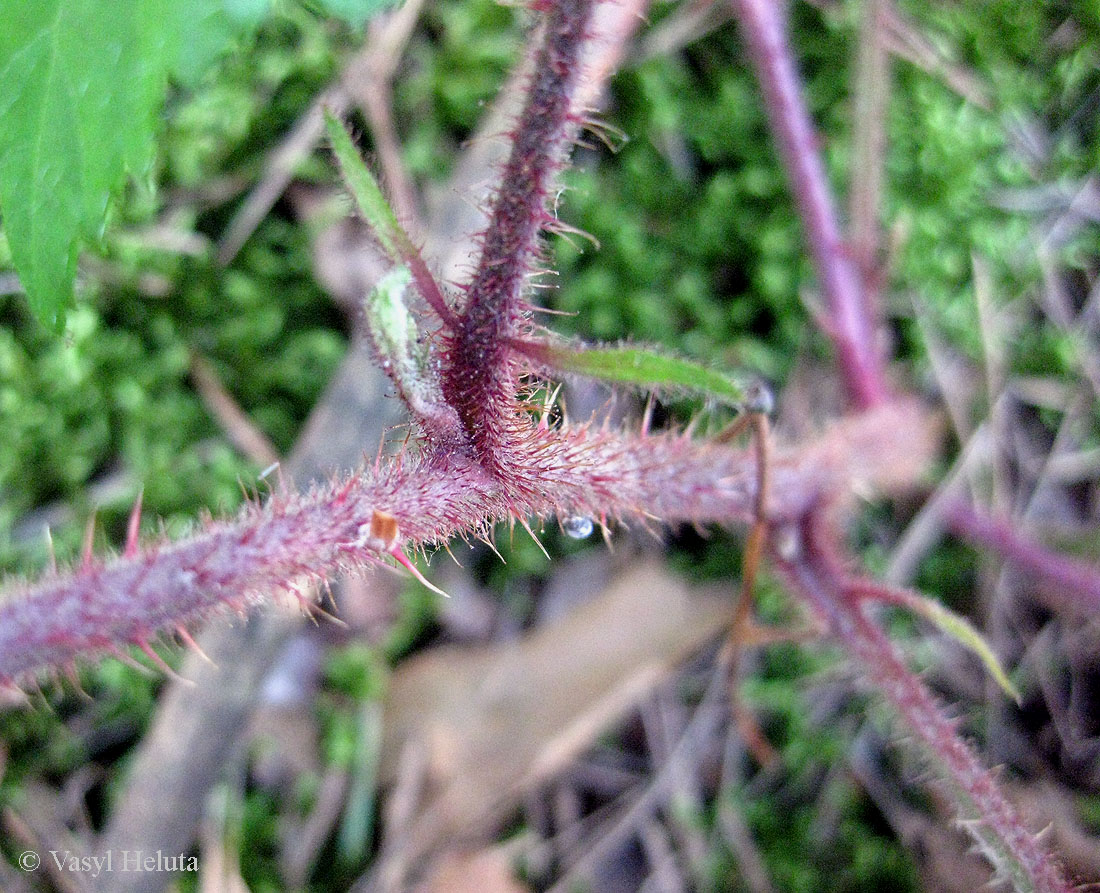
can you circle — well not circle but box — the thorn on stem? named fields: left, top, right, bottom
left=538, top=383, right=563, bottom=431
left=175, top=626, right=216, bottom=667
left=82, top=512, right=98, bottom=570
left=44, top=524, right=57, bottom=575
left=287, top=585, right=321, bottom=623
left=441, top=541, right=464, bottom=567
left=132, top=637, right=190, bottom=684
left=518, top=516, right=550, bottom=559
left=125, top=488, right=144, bottom=559
left=389, top=544, right=450, bottom=598
left=640, top=393, right=656, bottom=436
left=62, top=663, right=91, bottom=700
left=107, top=644, right=158, bottom=678
left=598, top=513, right=614, bottom=551
left=481, top=534, right=506, bottom=564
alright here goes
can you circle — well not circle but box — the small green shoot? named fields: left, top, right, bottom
left=324, top=110, right=406, bottom=261
left=912, top=597, right=1020, bottom=703
left=324, top=110, right=454, bottom=323
left=363, top=266, right=449, bottom=422
left=367, top=267, right=421, bottom=375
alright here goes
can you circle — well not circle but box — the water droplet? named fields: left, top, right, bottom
left=774, top=523, right=801, bottom=562
left=563, top=516, right=594, bottom=540
left=744, top=380, right=775, bottom=416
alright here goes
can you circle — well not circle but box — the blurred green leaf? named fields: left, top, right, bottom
left=0, top=0, right=395, bottom=331
left=325, top=110, right=406, bottom=260
left=0, top=0, right=247, bottom=330
left=883, top=586, right=1021, bottom=703
left=520, top=341, right=751, bottom=407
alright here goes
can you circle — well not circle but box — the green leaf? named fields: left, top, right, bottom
left=0, top=0, right=248, bottom=330
left=162, top=2, right=261, bottom=86
left=326, top=110, right=454, bottom=323
left=518, top=342, right=751, bottom=407
left=222, top=0, right=273, bottom=27
left=0, top=0, right=392, bottom=331
left=324, top=110, right=405, bottom=261
left=889, top=589, right=1021, bottom=703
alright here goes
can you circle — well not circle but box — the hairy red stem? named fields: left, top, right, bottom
left=775, top=515, right=1070, bottom=891
left=443, top=0, right=595, bottom=460
left=0, top=403, right=925, bottom=687
left=730, top=0, right=888, bottom=410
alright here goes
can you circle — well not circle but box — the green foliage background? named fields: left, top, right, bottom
left=0, top=0, right=1097, bottom=889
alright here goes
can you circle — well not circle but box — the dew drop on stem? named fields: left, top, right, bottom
left=563, top=516, right=594, bottom=540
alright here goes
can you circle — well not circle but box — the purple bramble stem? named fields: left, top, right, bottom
left=443, top=0, right=596, bottom=462
left=947, top=501, right=1100, bottom=617
left=774, top=514, right=1070, bottom=892
left=0, top=402, right=930, bottom=687
left=730, top=0, right=888, bottom=410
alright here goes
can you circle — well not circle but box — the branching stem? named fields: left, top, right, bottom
left=775, top=514, right=1070, bottom=892
left=0, top=404, right=926, bottom=687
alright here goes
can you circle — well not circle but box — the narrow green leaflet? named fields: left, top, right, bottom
left=324, top=111, right=405, bottom=260
left=521, top=343, right=750, bottom=407
left=0, top=0, right=389, bottom=331
left=891, top=589, right=1021, bottom=702
left=326, top=110, right=454, bottom=323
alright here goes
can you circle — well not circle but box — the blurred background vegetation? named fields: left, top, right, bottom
left=1, top=0, right=1098, bottom=890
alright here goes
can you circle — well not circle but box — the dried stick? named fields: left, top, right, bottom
left=216, top=0, right=425, bottom=267
left=848, top=0, right=891, bottom=293
left=189, top=353, right=280, bottom=468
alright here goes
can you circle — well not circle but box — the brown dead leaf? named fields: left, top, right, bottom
left=378, top=560, right=729, bottom=873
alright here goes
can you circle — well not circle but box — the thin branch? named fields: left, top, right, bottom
left=217, top=86, right=350, bottom=268
left=774, top=513, right=1070, bottom=892
left=848, top=0, right=891, bottom=293
left=946, top=501, right=1100, bottom=617
left=730, top=0, right=889, bottom=409
left=189, top=353, right=281, bottom=467
left=443, top=0, right=598, bottom=458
